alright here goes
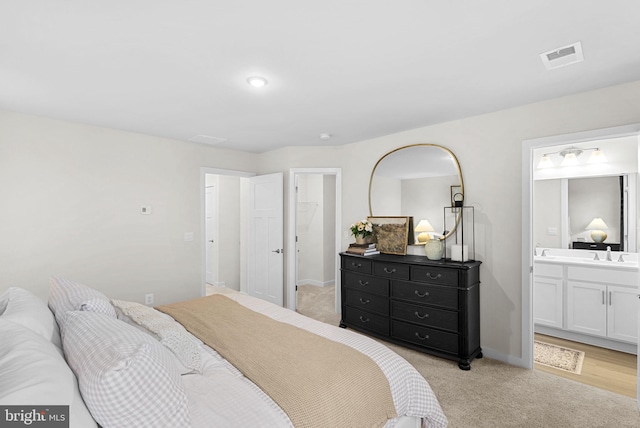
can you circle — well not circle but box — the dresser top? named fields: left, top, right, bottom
left=340, top=252, right=481, bottom=269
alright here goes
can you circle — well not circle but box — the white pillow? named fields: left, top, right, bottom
left=48, top=276, right=117, bottom=325
left=62, top=311, right=191, bottom=428
left=0, top=287, right=62, bottom=348
left=0, top=319, right=97, bottom=428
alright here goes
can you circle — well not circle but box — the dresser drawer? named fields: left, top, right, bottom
left=392, top=320, right=458, bottom=354
left=345, top=289, right=389, bottom=316
left=343, top=271, right=389, bottom=297
left=391, top=300, right=457, bottom=332
left=341, top=256, right=372, bottom=274
left=344, top=307, right=390, bottom=335
left=391, top=281, right=458, bottom=310
left=373, top=261, right=410, bottom=280
left=411, top=266, right=458, bottom=286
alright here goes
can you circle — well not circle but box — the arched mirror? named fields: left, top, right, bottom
left=369, top=144, right=464, bottom=243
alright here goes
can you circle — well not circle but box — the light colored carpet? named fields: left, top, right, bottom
left=534, top=341, right=585, bottom=374
left=296, top=284, right=640, bottom=428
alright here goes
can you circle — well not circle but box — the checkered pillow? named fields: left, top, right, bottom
left=62, top=311, right=191, bottom=428
left=48, top=276, right=116, bottom=325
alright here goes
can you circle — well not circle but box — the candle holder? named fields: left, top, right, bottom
left=444, top=206, right=475, bottom=262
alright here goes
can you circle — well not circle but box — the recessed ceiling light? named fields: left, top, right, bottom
left=319, top=133, right=332, bottom=140
left=247, top=76, right=268, bottom=88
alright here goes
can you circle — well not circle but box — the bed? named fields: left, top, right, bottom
left=0, top=277, right=448, bottom=428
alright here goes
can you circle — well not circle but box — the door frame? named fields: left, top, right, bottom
left=200, top=167, right=255, bottom=297
left=521, top=123, right=640, bottom=405
left=287, top=168, right=342, bottom=311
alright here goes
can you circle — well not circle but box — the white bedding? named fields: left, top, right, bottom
left=178, top=291, right=448, bottom=428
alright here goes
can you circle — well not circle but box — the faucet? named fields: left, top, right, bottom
left=589, top=252, right=600, bottom=261
left=606, top=246, right=612, bottom=261
left=540, top=248, right=549, bottom=257
left=617, top=253, right=628, bottom=262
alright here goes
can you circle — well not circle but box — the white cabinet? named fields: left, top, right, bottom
left=608, top=285, right=638, bottom=343
left=534, top=260, right=638, bottom=349
left=566, top=266, right=638, bottom=344
left=534, top=276, right=563, bottom=328
left=534, top=262, right=564, bottom=329
left=566, top=281, right=607, bottom=337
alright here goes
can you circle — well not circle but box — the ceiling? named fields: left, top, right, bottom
left=2, top=1, right=640, bottom=153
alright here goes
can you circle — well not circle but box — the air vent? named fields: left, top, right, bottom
left=540, top=41, right=584, bottom=70
left=188, top=134, right=228, bottom=145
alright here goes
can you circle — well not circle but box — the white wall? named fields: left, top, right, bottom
left=3, top=79, right=640, bottom=364
left=0, top=110, right=257, bottom=304
left=258, top=79, right=640, bottom=363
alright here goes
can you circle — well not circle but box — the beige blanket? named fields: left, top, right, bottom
left=156, top=294, right=397, bottom=428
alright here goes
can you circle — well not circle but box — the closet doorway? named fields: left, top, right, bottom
left=287, top=168, right=342, bottom=312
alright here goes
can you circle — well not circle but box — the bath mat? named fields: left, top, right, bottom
left=534, top=341, right=585, bottom=374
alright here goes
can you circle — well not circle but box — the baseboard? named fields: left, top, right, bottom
left=481, top=347, right=530, bottom=369
left=297, top=279, right=335, bottom=287
left=535, top=325, right=637, bottom=355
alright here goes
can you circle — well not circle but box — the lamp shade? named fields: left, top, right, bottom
left=585, top=217, right=608, bottom=231
left=415, top=219, right=435, bottom=243
left=585, top=217, right=608, bottom=243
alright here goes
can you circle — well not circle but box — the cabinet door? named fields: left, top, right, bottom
left=534, top=277, right=563, bottom=328
left=607, top=285, right=638, bottom=343
left=566, top=281, right=607, bottom=337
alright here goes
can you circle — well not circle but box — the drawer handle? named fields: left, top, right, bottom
left=359, top=298, right=371, bottom=305
left=359, top=316, right=370, bottom=323
left=358, top=280, right=369, bottom=287
left=426, top=273, right=442, bottom=280
left=384, top=267, right=397, bottom=274
left=415, top=332, right=430, bottom=340
left=414, top=290, right=430, bottom=298
left=414, top=311, right=429, bottom=319
left=351, top=262, right=362, bottom=269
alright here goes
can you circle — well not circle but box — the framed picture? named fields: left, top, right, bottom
left=450, top=185, right=463, bottom=207
left=367, top=216, right=410, bottom=255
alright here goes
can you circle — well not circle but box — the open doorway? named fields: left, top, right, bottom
left=522, top=124, right=640, bottom=402
left=287, top=168, right=342, bottom=312
left=200, top=168, right=254, bottom=297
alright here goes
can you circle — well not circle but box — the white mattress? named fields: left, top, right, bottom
left=179, top=291, right=448, bottom=428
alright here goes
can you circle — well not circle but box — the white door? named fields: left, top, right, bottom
left=533, top=277, right=563, bottom=328
left=566, top=281, right=607, bottom=337
left=607, top=285, right=638, bottom=343
left=247, top=172, right=284, bottom=306
left=205, top=185, right=218, bottom=285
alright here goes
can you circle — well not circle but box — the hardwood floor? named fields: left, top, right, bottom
left=535, top=333, right=637, bottom=398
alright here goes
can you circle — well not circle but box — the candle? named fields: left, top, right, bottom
left=451, top=244, right=469, bottom=262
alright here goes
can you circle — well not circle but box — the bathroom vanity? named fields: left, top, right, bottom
left=534, top=248, right=639, bottom=354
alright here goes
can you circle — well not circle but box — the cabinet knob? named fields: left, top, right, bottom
left=426, top=273, right=442, bottom=280
left=384, top=267, right=397, bottom=274
left=351, top=262, right=362, bottom=268
left=359, top=316, right=370, bottom=323
left=359, top=298, right=371, bottom=305
left=415, top=290, right=430, bottom=298
left=414, top=311, right=429, bottom=319
left=358, top=280, right=369, bottom=287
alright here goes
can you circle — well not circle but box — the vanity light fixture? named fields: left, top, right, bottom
left=585, top=217, right=608, bottom=243
left=247, top=76, right=268, bottom=88
left=536, top=146, right=606, bottom=169
left=415, top=219, right=435, bottom=243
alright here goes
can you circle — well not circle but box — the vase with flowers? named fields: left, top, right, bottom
left=350, top=219, right=375, bottom=245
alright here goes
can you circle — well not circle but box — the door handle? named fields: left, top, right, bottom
left=209, top=240, right=214, bottom=243
left=272, top=249, right=284, bottom=254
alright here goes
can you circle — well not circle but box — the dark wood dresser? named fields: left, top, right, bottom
left=339, top=252, right=482, bottom=370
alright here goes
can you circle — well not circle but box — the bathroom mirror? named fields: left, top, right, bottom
left=369, top=144, right=464, bottom=242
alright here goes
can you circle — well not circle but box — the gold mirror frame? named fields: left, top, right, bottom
left=368, top=143, right=464, bottom=241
